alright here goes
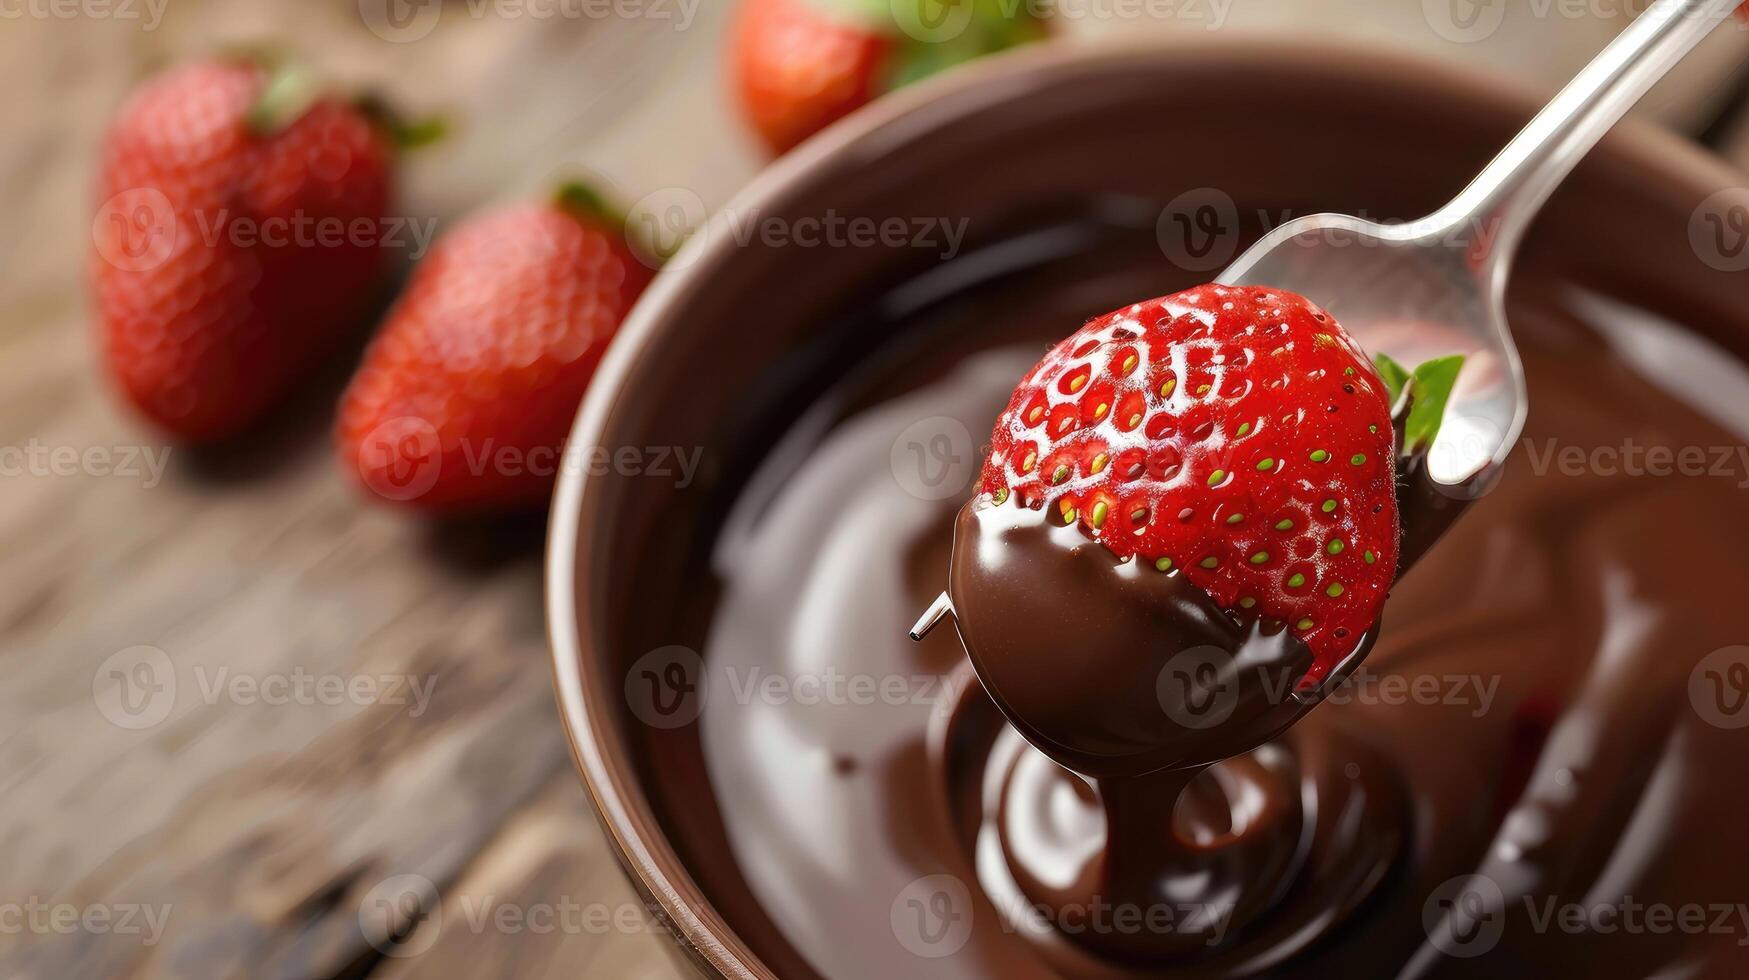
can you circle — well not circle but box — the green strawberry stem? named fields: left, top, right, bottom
left=1403, top=355, right=1465, bottom=455
left=355, top=93, right=448, bottom=150
left=795, top=0, right=1052, bottom=92
left=1376, top=353, right=1465, bottom=456
left=882, top=0, right=1053, bottom=91
left=554, top=180, right=667, bottom=267
left=1373, top=353, right=1409, bottom=408
left=245, top=62, right=321, bottom=137
left=553, top=181, right=624, bottom=226
left=243, top=59, right=446, bottom=149
left=800, top=0, right=894, bottom=27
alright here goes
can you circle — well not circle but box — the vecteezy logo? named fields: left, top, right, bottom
left=355, top=417, right=442, bottom=502
left=93, top=645, right=177, bottom=730
left=358, top=0, right=442, bottom=43
left=1690, top=189, right=1749, bottom=272
left=359, top=873, right=441, bottom=957
left=890, top=416, right=974, bottom=501
left=626, top=187, right=709, bottom=271
left=93, top=188, right=177, bottom=273
left=1156, top=645, right=1239, bottom=729
left=1422, top=0, right=1506, bottom=44
left=624, top=646, right=707, bottom=729
left=890, top=0, right=975, bottom=43
left=1156, top=187, right=1240, bottom=273
left=1691, top=646, right=1749, bottom=730
left=890, top=874, right=972, bottom=958
left=1422, top=873, right=1505, bottom=957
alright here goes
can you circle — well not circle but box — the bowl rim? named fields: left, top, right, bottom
left=546, top=36, right=1744, bottom=980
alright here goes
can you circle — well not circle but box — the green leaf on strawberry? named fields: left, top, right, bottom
left=1402, top=355, right=1465, bottom=455
left=885, top=0, right=1051, bottom=89
left=356, top=93, right=449, bottom=150
left=1374, top=352, right=1465, bottom=454
left=1373, top=353, right=1409, bottom=408
left=244, top=62, right=321, bottom=137
left=554, top=181, right=623, bottom=227
left=735, top=0, right=1049, bottom=155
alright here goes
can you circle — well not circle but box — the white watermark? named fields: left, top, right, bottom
left=1155, top=188, right=1509, bottom=273
left=1522, top=437, right=1749, bottom=488
left=1159, top=646, right=1500, bottom=731
left=455, top=895, right=665, bottom=936
left=627, top=187, right=971, bottom=270
left=93, top=189, right=438, bottom=273
left=0, top=899, right=172, bottom=947
left=890, top=874, right=974, bottom=958
left=356, top=873, right=665, bottom=958
left=1018, top=0, right=1232, bottom=30
left=718, top=665, right=975, bottom=709
left=890, top=415, right=976, bottom=501
left=993, top=892, right=1233, bottom=946
left=456, top=440, right=702, bottom=486
left=1424, top=873, right=1749, bottom=957
left=718, top=209, right=969, bottom=259
left=0, top=0, right=167, bottom=28
left=195, top=210, right=436, bottom=259
left=358, top=0, right=700, bottom=44
left=359, top=874, right=441, bottom=958
left=0, top=440, right=171, bottom=488
left=93, top=646, right=437, bottom=730
left=1691, top=646, right=1749, bottom=730
left=888, top=874, right=1233, bottom=959
left=890, top=0, right=1231, bottom=41
left=354, top=416, right=704, bottom=502
left=623, top=646, right=976, bottom=729
left=1424, top=0, right=1746, bottom=45
left=1692, top=188, right=1749, bottom=272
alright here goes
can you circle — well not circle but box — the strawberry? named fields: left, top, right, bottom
left=978, top=285, right=1403, bottom=678
left=92, top=59, right=411, bottom=442
left=336, top=186, right=653, bottom=511
left=731, top=0, right=1050, bottom=155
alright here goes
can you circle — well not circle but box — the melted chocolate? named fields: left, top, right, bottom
left=691, top=218, right=1749, bottom=978
left=946, top=499, right=1322, bottom=778
left=944, top=429, right=1453, bottom=962
left=946, top=446, right=1457, bottom=779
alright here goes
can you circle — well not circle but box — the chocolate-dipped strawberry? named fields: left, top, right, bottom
left=925, top=283, right=1461, bottom=778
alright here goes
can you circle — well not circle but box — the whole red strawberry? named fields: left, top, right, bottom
left=336, top=187, right=653, bottom=511
left=731, top=0, right=1050, bottom=155
left=979, top=285, right=1399, bottom=676
left=92, top=59, right=402, bottom=442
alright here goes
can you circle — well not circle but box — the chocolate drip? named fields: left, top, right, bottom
left=947, top=500, right=1323, bottom=778
left=947, top=445, right=1453, bottom=962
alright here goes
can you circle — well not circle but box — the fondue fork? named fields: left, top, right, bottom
left=1219, top=0, right=1739, bottom=490
left=912, top=0, right=1740, bottom=644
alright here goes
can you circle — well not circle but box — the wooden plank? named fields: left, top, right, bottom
left=0, top=2, right=747, bottom=977
left=373, top=777, right=692, bottom=980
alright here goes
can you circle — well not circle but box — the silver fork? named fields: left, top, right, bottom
left=1219, top=0, right=1741, bottom=491
left=911, top=0, right=1740, bottom=642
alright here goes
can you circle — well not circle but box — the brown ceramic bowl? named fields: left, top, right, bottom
left=547, top=40, right=1746, bottom=979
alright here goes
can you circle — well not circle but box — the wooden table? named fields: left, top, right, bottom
left=0, top=3, right=748, bottom=977
left=2, top=3, right=1746, bottom=978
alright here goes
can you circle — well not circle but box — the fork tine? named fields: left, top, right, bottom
left=908, top=591, right=955, bottom=642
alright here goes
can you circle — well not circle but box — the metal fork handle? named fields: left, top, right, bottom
left=1427, top=0, right=1740, bottom=282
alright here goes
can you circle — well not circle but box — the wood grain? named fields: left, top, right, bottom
left=0, top=2, right=748, bottom=977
